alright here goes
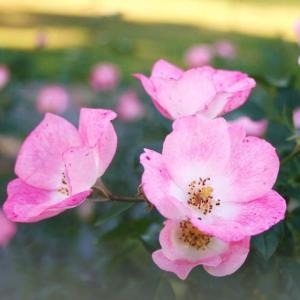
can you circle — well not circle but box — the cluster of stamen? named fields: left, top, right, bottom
left=57, top=172, right=69, bottom=196
left=187, top=177, right=220, bottom=215
left=179, top=220, right=211, bottom=250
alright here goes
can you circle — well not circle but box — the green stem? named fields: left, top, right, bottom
left=281, top=146, right=300, bottom=166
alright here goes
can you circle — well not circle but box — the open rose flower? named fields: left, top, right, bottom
left=90, top=63, right=120, bottom=92
left=228, top=116, right=268, bottom=137
left=184, top=45, right=214, bottom=68
left=0, top=210, right=16, bottom=247
left=134, top=60, right=256, bottom=120
left=153, top=219, right=250, bottom=279
left=3, top=108, right=117, bottom=222
left=140, top=115, right=286, bottom=242
left=36, top=85, right=69, bottom=114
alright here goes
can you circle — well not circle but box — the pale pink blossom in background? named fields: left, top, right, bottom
left=184, top=45, right=213, bottom=67
left=3, top=108, right=117, bottom=222
left=214, top=40, right=236, bottom=59
left=152, top=219, right=250, bottom=279
left=293, top=107, right=300, bottom=128
left=0, top=210, right=16, bottom=247
left=90, top=63, right=120, bottom=91
left=36, top=85, right=69, bottom=114
left=116, top=90, right=145, bottom=121
left=134, top=59, right=256, bottom=120
left=298, top=56, right=300, bottom=66
left=0, top=64, right=10, bottom=89
left=294, top=18, right=300, bottom=43
left=36, top=31, right=48, bottom=49
left=140, top=115, right=286, bottom=242
left=228, top=116, right=268, bottom=137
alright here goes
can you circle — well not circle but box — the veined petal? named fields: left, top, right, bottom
left=15, top=113, right=82, bottom=190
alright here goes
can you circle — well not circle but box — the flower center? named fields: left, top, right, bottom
left=179, top=220, right=211, bottom=250
left=187, top=177, right=220, bottom=215
left=57, top=172, right=69, bottom=196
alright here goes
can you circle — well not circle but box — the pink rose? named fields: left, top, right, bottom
left=152, top=219, right=250, bottom=279
left=294, top=18, right=300, bottom=43
left=90, top=63, right=120, bottom=91
left=0, top=210, right=16, bottom=247
left=116, top=90, right=145, bottom=122
left=214, top=40, right=236, bottom=59
left=36, top=85, right=69, bottom=114
left=184, top=45, right=213, bottom=68
left=134, top=59, right=256, bottom=120
left=228, top=116, right=268, bottom=137
left=0, top=65, right=10, bottom=90
left=140, top=115, right=286, bottom=242
left=3, top=108, right=117, bottom=222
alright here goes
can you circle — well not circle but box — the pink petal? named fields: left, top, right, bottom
left=140, top=149, right=190, bottom=219
left=0, top=210, right=16, bottom=247
left=151, top=68, right=216, bottom=119
left=204, top=237, right=250, bottom=277
left=4, top=179, right=91, bottom=223
left=78, top=108, right=117, bottom=177
left=220, top=134, right=279, bottom=203
left=192, top=190, right=286, bottom=241
left=228, top=116, right=268, bottom=137
left=151, top=59, right=183, bottom=79
left=15, top=113, right=82, bottom=190
left=152, top=250, right=196, bottom=280
left=162, top=116, right=231, bottom=189
left=63, top=146, right=99, bottom=195
left=293, top=107, right=300, bottom=129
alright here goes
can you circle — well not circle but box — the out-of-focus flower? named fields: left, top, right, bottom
left=36, top=85, right=69, bottom=114
left=140, top=115, right=286, bottom=242
left=116, top=90, right=145, bottom=122
left=0, top=65, right=10, bottom=90
left=298, top=56, right=300, bottom=66
left=36, top=31, right=48, bottom=49
left=152, top=219, right=250, bottom=279
left=3, top=108, right=117, bottom=222
left=134, top=59, right=256, bottom=120
left=0, top=210, right=16, bottom=247
left=90, top=63, right=120, bottom=91
left=228, top=116, right=268, bottom=137
left=214, top=40, right=236, bottom=59
left=294, top=18, right=300, bottom=43
left=184, top=45, right=213, bottom=67
left=293, top=107, right=300, bottom=128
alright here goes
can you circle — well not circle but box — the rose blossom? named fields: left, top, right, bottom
left=184, top=45, right=213, bottom=68
left=0, top=65, right=10, bottom=90
left=228, top=116, right=268, bottom=137
left=3, top=108, right=117, bottom=222
left=0, top=210, right=16, bottom=247
left=134, top=59, right=256, bottom=120
left=90, top=63, right=120, bottom=91
left=140, top=115, right=286, bottom=242
left=152, top=219, right=250, bottom=279
left=36, top=85, right=69, bottom=114
left=116, top=90, right=145, bottom=121
left=294, top=18, right=300, bottom=43
left=214, top=40, right=236, bottom=59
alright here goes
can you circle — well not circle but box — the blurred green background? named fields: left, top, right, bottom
left=1, top=0, right=300, bottom=299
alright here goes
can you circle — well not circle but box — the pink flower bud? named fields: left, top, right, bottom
left=214, top=40, right=236, bottom=59
left=90, top=63, right=120, bottom=91
left=0, top=65, right=10, bottom=90
left=116, top=90, right=145, bottom=122
left=36, top=85, right=69, bottom=114
left=184, top=45, right=213, bottom=68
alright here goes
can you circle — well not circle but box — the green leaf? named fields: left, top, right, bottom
left=94, top=202, right=134, bottom=226
left=252, top=223, right=283, bottom=260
